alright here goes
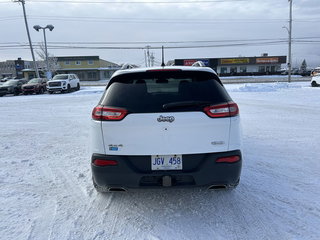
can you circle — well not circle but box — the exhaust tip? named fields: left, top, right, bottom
left=108, top=187, right=127, bottom=192
left=208, top=185, right=227, bottom=190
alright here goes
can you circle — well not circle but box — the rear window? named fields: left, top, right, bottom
left=100, top=70, right=231, bottom=113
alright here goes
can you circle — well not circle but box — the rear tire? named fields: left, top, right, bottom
left=311, top=81, right=318, bottom=87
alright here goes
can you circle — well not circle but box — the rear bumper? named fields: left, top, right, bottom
left=91, top=150, right=242, bottom=190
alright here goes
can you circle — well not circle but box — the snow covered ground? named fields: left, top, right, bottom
left=0, top=82, right=319, bottom=240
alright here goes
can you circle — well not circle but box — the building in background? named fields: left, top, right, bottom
left=20, top=56, right=120, bottom=80
left=55, top=56, right=120, bottom=81
left=175, top=54, right=287, bottom=76
left=0, top=58, right=34, bottom=79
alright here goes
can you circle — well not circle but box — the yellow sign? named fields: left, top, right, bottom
left=221, top=58, right=249, bottom=65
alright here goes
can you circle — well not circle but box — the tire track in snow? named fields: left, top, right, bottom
left=94, top=191, right=195, bottom=240
left=66, top=192, right=115, bottom=239
left=26, top=199, right=58, bottom=240
left=107, top=193, right=124, bottom=237
left=27, top=149, right=94, bottom=239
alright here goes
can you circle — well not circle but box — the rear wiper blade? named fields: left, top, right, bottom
left=163, top=101, right=212, bottom=110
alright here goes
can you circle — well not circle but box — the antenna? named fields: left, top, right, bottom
left=161, top=46, right=165, bottom=67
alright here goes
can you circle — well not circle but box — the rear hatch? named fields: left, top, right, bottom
left=95, top=69, right=235, bottom=155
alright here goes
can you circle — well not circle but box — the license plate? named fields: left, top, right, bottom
left=151, top=155, right=183, bottom=170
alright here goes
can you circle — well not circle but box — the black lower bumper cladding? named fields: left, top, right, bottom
left=91, top=150, right=242, bottom=190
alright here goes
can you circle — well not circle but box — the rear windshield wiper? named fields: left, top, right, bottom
left=163, top=101, right=212, bottom=110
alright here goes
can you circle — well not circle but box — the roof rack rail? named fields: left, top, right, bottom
left=120, top=64, right=136, bottom=70
left=191, top=61, right=206, bottom=67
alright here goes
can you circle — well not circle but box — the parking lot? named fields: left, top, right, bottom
left=0, top=82, right=319, bottom=240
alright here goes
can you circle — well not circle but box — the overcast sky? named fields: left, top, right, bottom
left=0, top=0, right=319, bottom=67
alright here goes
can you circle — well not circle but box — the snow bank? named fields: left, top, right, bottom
left=220, top=74, right=303, bottom=80
left=227, top=81, right=309, bottom=92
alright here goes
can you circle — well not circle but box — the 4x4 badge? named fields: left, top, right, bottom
left=157, top=115, right=175, bottom=123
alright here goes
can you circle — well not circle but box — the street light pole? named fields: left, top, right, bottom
left=288, top=0, right=293, bottom=83
left=42, top=29, right=49, bottom=77
left=13, top=0, right=40, bottom=78
left=33, top=24, right=54, bottom=79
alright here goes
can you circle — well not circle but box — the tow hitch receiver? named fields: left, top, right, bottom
left=162, top=176, right=172, bottom=187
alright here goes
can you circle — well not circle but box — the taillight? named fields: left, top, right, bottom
left=204, top=102, right=239, bottom=118
left=92, top=106, right=127, bottom=121
left=216, top=155, right=240, bottom=163
left=93, top=159, right=118, bottom=166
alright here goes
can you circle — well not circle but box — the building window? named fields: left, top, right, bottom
left=266, top=66, right=271, bottom=72
left=76, top=72, right=85, bottom=80
left=240, top=66, right=247, bottom=73
left=76, top=61, right=81, bottom=65
left=220, top=67, right=227, bottom=74
left=88, top=71, right=97, bottom=80
left=88, top=60, right=94, bottom=65
left=230, top=67, right=237, bottom=74
left=103, top=71, right=110, bottom=79
left=259, top=66, right=265, bottom=72
left=65, top=61, right=70, bottom=65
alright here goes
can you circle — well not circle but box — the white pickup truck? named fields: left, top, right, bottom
left=47, top=74, right=80, bottom=93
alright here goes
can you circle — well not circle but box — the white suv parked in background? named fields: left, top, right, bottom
left=311, top=75, right=320, bottom=87
left=47, top=74, right=80, bottom=93
left=91, top=66, right=242, bottom=192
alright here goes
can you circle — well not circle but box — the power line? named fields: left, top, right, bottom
left=1, top=15, right=319, bottom=24
left=24, top=0, right=248, bottom=4
left=1, top=36, right=319, bottom=51
left=2, top=36, right=319, bottom=45
left=0, top=0, right=247, bottom=3
left=2, top=40, right=319, bottom=51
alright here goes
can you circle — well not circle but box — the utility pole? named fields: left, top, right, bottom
left=145, top=45, right=151, bottom=67
left=144, top=50, right=148, bottom=67
left=13, top=0, right=40, bottom=78
left=150, top=52, right=155, bottom=67
left=288, top=0, right=293, bottom=83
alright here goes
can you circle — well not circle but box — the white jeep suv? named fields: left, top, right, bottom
left=91, top=66, right=242, bottom=192
left=47, top=74, right=80, bottom=93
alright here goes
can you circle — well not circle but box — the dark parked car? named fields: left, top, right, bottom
left=0, top=79, right=27, bottom=96
left=22, top=78, right=48, bottom=95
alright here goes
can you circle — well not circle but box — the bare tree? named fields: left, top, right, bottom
left=36, top=42, right=60, bottom=77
